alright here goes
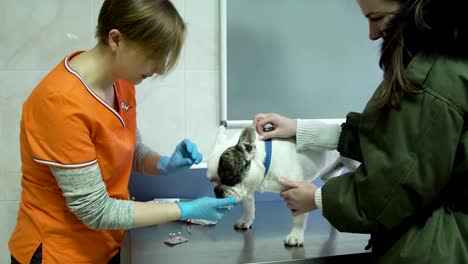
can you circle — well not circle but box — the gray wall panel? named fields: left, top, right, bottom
left=226, top=0, right=383, bottom=120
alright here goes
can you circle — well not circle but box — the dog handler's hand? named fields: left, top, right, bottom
left=253, top=113, right=297, bottom=140
left=157, top=138, right=203, bottom=175
left=279, top=179, right=318, bottom=216
left=177, top=196, right=237, bottom=222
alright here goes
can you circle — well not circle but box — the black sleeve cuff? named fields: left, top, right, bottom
left=337, top=112, right=363, bottom=162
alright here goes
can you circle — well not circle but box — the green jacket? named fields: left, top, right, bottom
left=322, top=53, right=468, bottom=263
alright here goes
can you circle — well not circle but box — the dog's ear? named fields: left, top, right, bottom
left=236, top=126, right=256, bottom=154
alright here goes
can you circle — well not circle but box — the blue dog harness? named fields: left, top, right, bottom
left=263, top=139, right=272, bottom=176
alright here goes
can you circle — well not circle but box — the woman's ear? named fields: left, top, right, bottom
left=107, top=29, right=122, bottom=52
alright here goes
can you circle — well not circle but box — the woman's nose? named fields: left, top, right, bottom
left=368, top=21, right=382, bottom=41
left=153, top=64, right=166, bottom=76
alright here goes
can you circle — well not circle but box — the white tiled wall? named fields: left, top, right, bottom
left=0, top=0, right=221, bottom=262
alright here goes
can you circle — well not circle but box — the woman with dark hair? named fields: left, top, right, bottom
left=254, top=0, right=468, bottom=262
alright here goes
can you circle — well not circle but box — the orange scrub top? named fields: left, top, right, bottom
left=9, top=51, right=137, bottom=263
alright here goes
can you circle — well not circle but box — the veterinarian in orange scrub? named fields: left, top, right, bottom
left=254, top=0, right=468, bottom=263
left=8, top=0, right=236, bottom=263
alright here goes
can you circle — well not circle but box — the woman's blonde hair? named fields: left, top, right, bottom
left=96, top=0, right=186, bottom=74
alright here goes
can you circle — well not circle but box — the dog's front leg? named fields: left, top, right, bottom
left=234, top=196, right=255, bottom=230
left=284, top=212, right=308, bottom=246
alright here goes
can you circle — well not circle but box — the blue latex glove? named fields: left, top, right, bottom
left=177, top=196, right=237, bottom=222
left=157, top=138, right=203, bottom=175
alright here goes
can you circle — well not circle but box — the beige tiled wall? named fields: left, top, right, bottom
left=0, top=0, right=221, bottom=262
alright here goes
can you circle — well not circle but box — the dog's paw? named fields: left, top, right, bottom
left=283, top=233, right=304, bottom=247
left=234, top=219, right=253, bottom=230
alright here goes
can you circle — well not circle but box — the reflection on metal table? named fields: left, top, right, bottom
left=129, top=200, right=371, bottom=264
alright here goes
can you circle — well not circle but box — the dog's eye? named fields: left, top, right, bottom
left=210, top=178, right=220, bottom=185
left=243, top=159, right=251, bottom=169
left=243, top=143, right=253, bottom=152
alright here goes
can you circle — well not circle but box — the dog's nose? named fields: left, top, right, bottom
left=214, top=186, right=225, bottom=198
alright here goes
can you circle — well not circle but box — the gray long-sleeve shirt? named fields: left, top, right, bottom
left=51, top=130, right=155, bottom=230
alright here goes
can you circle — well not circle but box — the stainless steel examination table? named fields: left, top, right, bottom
left=128, top=200, right=371, bottom=264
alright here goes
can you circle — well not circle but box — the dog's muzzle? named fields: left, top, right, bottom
left=214, top=186, right=241, bottom=202
left=214, top=186, right=225, bottom=198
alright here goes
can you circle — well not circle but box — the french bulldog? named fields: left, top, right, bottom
left=206, top=125, right=357, bottom=246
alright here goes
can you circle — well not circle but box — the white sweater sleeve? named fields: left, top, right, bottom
left=315, top=187, right=323, bottom=209
left=296, top=119, right=342, bottom=151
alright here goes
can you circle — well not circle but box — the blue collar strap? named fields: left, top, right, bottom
left=263, top=139, right=272, bottom=177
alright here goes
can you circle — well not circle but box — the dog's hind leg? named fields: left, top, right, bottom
left=234, top=196, right=255, bottom=230
left=284, top=212, right=308, bottom=246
